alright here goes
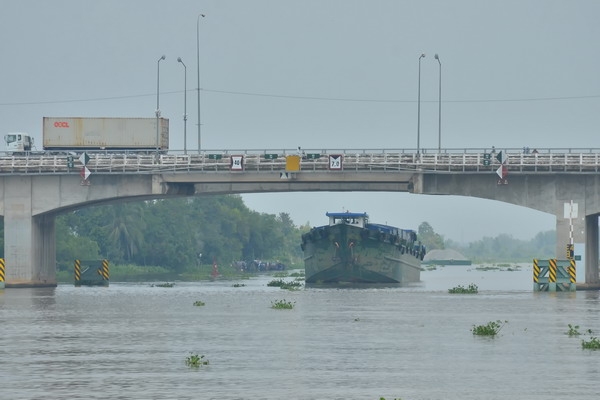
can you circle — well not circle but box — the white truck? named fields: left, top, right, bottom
left=4, top=117, right=169, bottom=153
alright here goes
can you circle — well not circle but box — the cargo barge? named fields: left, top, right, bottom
left=301, top=212, right=425, bottom=284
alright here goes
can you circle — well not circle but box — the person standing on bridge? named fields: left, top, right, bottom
left=298, top=146, right=306, bottom=159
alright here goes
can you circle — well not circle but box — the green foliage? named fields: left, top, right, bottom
left=581, top=336, right=600, bottom=349
left=567, top=324, right=581, bottom=336
left=418, top=221, right=445, bottom=251
left=565, top=326, right=600, bottom=349
left=271, top=299, right=295, bottom=309
left=447, top=230, right=556, bottom=262
left=193, top=300, right=205, bottom=306
left=185, top=353, right=209, bottom=367
left=471, top=320, right=507, bottom=336
left=232, top=283, right=246, bottom=287
left=55, top=217, right=101, bottom=270
left=448, top=283, right=478, bottom=294
left=53, top=195, right=305, bottom=274
left=268, top=279, right=303, bottom=290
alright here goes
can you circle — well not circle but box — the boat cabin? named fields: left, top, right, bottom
left=326, top=212, right=368, bottom=228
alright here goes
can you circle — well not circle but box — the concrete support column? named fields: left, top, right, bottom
left=3, top=176, right=57, bottom=287
left=585, top=215, right=599, bottom=284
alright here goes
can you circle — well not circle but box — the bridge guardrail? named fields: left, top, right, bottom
left=0, top=149, right=599, bottom=175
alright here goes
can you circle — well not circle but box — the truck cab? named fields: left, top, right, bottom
left=4, top=133, right=33, bottom=152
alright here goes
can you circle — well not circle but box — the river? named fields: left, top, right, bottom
left=1, top=264, right=599, bottom=400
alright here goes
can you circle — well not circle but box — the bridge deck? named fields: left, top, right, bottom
left=1, top=149, right=600, bottom=175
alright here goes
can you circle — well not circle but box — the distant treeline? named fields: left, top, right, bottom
left=418, top=221, right=556, bottom=262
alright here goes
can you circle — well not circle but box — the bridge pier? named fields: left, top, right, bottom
left=3, top=178, right=57, bottom=287
left=585, top=215, right=599, bottom=285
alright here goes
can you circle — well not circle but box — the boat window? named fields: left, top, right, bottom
left=5, top=134, right=16, bottom=143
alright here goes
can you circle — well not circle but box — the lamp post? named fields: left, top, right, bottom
left=417, top=53, right=425, bottom=156
left=434, top=54, right=442, bottom=152
left=196, top=13, right=206, bottom=153
left=177, top=57, right=188, bottom=154
left=156, top=54, right=166, bottom=152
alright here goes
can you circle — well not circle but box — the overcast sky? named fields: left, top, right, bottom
left=2, top=0, right=599, bottom=243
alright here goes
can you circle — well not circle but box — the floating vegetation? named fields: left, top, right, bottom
left=272, top=272, right=289, bottom=278
left=448, top=283, right=478, bottom=294
left=232, top=283, right=246, bottom=287
left=474, top=263, right=521, bottom=272
left=581, top=335, right=600, bottom=350
left=505, top=265, right=522, bottom=271
left=471, top=320, right=507, bottom=336
left=152, top=282, right=174, bottom=288
left=193, top=300, right=205, bottom=307
left=267, top=279, right=303, bottom=290
left=267, top=279, right=286, bottom=287
left=289, top=271, right=305, bottom=278
left=475, top=265, right=501, bottom=271
left=271, top=299, right=295, bottom=309
left=567, top=324, right=581, bottom=336
left=185, top=353, right=209, bottom=368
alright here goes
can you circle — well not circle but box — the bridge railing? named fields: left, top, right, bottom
left=1, top=149, right=600, bottom=175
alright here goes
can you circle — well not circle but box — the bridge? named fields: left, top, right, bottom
left=1, top=147, right=599, bottom=287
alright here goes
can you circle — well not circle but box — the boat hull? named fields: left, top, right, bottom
left=302, top=223, right=422, bottom=284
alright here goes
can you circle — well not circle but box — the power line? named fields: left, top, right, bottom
left=1, top=89, right=599, bottom=106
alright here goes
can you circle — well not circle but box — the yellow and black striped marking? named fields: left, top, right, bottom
left=548, top=259, right=557, bottom=283
left=569, top=259, right=576, bottom=283
left=0, top=258, right=5, bottom=286
left=97, top=260, right=110, bottom=280
left=74, top=259, right=81, bottom=281
left=533, top=259, right=540, bottom=283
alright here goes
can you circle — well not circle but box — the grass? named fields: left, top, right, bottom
left=471, top=320, right=507, bottom=336
left=271, top=299, right=295, bottom=309
left=185, top=353, right=209, bottom=368
left=448, top=283, right=478, bottom=294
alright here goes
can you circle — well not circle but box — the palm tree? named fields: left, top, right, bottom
left=104, top=203, right=146, bottom=263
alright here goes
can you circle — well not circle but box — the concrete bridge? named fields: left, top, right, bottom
left=1, top=147, right=599, bottom=287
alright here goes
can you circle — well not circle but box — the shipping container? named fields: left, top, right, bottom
left=42, top=117, right=169, bottom=151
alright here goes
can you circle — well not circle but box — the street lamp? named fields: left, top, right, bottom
left=196, top=13, right=206, bottom=153
left=156, top=54, right=166, bottom=151
left=435, top=54, right=442, bottom=152
left=178, top=57, right=188, bottom=154
left=417, top=53, right=425, bottom=156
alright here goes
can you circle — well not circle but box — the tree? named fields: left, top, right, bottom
left=418, top=221, right=445, bottom=251
left=104, top=203, right=146, bottom=263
